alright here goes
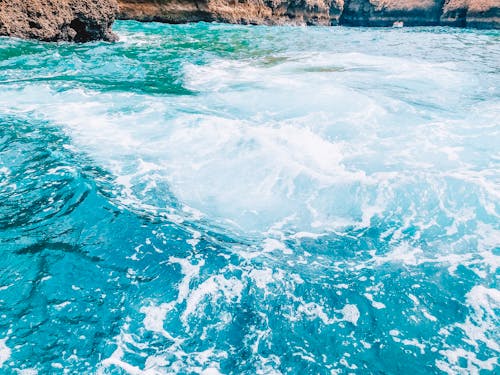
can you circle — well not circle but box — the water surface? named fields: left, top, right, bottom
left=0, top=21, right=499, bottom=374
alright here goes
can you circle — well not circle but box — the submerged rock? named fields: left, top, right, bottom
left=0, top=0, right=118, bottom=42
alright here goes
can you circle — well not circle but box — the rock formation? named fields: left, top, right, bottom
left=117, top=0, right=344, bottom=26
left=340, top=0, right=443, bottom=26
left=441, top=0, right=499, bottom=28
left=117, top=0, right=499, bottom=28
left=0, top=0, right=118, bottom=42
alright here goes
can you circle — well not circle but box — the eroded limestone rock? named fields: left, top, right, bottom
left=117, top=0, right=499, bottom=28
left=117, top=0, right=344, bottom=26
left=441, top=0, right=499, bottom=28
left=0, top=0, right=118, bottom=42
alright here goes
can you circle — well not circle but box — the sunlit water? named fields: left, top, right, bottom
left=0, top=21, right=499, bottom=374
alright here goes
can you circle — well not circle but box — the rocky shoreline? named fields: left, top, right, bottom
left=0, top=0, right=118, bottom=42
left=118, top=0, right=499, bottom=29
left=0, top=0, right=498, bottom=42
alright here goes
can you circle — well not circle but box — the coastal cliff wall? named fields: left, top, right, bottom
left=117, top=0, right=499, bottom=28
left=0, top=0, right=118, bottom=42
left=441, top=0, right=499, bottom=28
left=340, top=0, right=444, bottom=26
left=116, top=0, right=344, bottom=26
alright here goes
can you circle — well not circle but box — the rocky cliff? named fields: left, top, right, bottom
left=117, top=0, right=344, bottom=26
left=441, top=0, right=499, bottom=28
left=0, top=0, right=118, bottom=42
left=340, top=0, right=443, bottom=26
left=117, top=0, right=499, bottom=28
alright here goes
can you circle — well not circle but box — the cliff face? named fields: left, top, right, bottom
left=441, top=0, right=499, bottom=28
left=340, top=0, right=443, bottom=26
left=0, top=0, right=118, bottom=42
left=117, top=0, right=344, bottom=26
left=117, top=0, right=499, bottom=28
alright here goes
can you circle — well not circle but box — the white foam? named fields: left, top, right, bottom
left=140, top=303, right=176, bottom=341
left=262, top=239, right=292, bottom=255
left=401, top=339, right=426, bottom=355
left=460, top=286, right=500, bottom=352
left=100, top=312, right=230, bottom=375
left=435, top=285, right=500, bottom=374
left=296, top=302, right=336, bottom=325
left=249, top=268, right=277, bottom=291
left=0, top=337, right=10, bottom=367
left=53, top=301, right=71, bottom=310
left=364, top=293, right=386, bottom=310
left=436, top=348, right=498, bottom=375
left=15, top=370, right=38, bottom=375
left=101, top=346, right=144, bottom=375
left=182, top=275, right=244, bottom=324
left=1, top=46, right=498, bottom=244
left=389, top=329, right=400, bottom=337
left=340, top=304, right=360, bottom=326
left=169, top=257, right=205, bottom=303
left=200, top=367, right=222, bottom=375
left=374, top=243, right=424, bottom=266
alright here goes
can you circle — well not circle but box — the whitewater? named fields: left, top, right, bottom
left=0, top=21, right=499, bottom=374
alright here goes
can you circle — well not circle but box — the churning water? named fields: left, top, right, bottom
left=0, top=21, right=499, bottom=374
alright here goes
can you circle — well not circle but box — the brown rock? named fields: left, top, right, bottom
left=0, top=0, right=118, bottom=42
left=269, top=0, right=345, bottom=25
left=117, top=0, right=344, bottom=25
left=441, top=0, right=499, bottom=28
left=118, top=0, right=499, bottom=28
left=116, top=0, right=217, bottom=23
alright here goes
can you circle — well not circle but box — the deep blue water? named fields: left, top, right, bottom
left=0, top=21, right=499, bottom=374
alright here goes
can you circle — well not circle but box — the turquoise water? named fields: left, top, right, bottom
left=0, top=21, right=499, bottom=374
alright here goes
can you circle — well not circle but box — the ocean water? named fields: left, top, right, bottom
left=0, top=20, right=499, bottom=374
